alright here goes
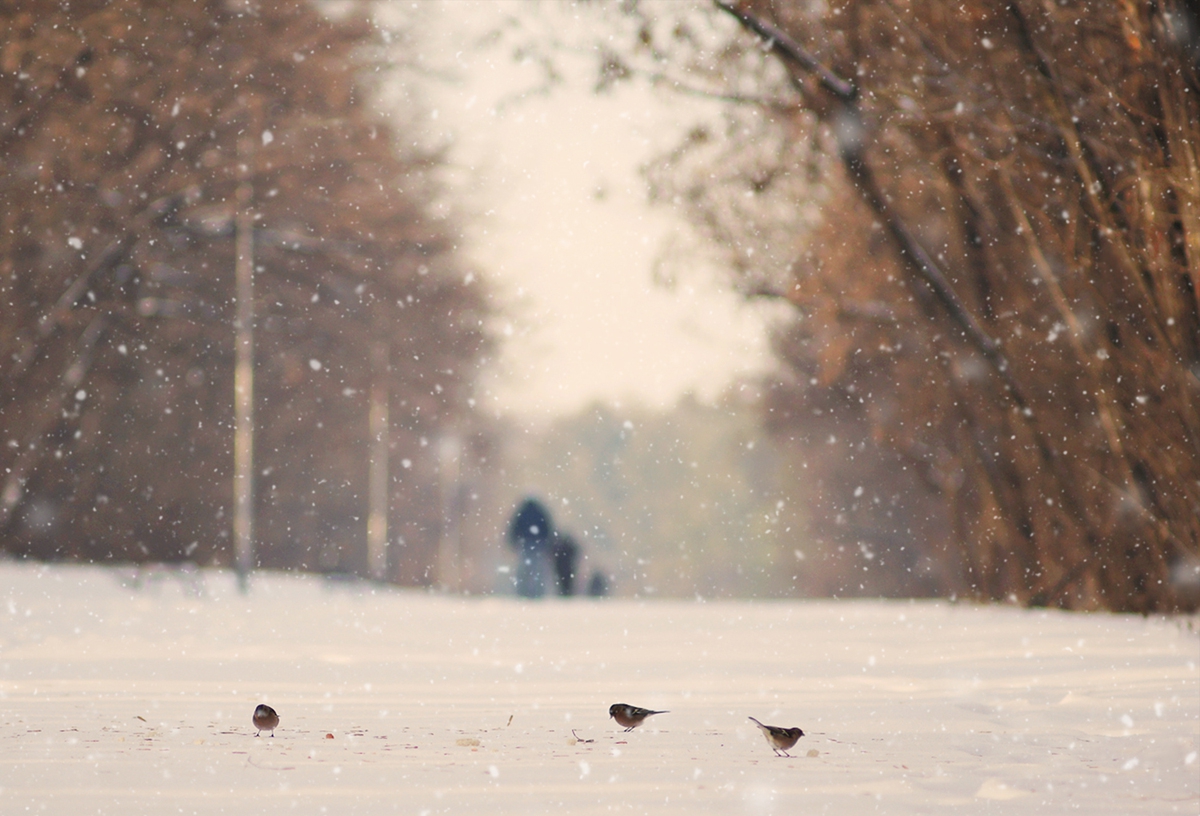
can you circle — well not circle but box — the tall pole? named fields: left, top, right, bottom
left=233, top=121, right=256, bottom=593
left=437, top=432, right=462, bottom=591
left=367, top=342, right=390, bottom=582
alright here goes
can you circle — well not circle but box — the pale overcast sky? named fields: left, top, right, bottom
left=382, top=1, right=779, bottom=419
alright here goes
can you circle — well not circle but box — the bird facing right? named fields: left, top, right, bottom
left=253, top=704, right=280, bottom=737
left=748, top=715, right=804, bottom=756
left=609, top=703, right=668, bottom=731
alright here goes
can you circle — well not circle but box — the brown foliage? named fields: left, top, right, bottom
left=754, top=0, right=1199, bottom=611
left=641, top=0, right=1199, bottom=610
left=0, top=1, right=490, bottom=580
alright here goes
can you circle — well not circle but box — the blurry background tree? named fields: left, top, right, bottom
left=0, top=0, right=490, bottom=581
left=600, top=0, right=1199, bottom=611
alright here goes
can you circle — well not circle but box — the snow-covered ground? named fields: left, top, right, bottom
left=1, top=562, right=1196, bottom=814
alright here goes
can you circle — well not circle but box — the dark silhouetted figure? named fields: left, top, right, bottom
left=550, top=533, right=580, bottom=597
left=587, top=570, right=609, bottom=597
left=508, top=497, right=552, bottom=598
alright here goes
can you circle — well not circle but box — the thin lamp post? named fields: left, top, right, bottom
left=233, top=122, right=257, bottom=593
left=367, top=341, right=390, bottom=582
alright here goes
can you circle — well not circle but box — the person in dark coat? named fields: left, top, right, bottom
left=586, top=570, right=609, bottom=597
left=550, top=532, right=580, bottom=597
left=508, top=497, right=552, bottom=598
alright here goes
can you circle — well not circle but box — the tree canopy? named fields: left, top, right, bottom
left=608, top=0, right=1200, bottom=611
left=0, top=0, right=490, bottom=580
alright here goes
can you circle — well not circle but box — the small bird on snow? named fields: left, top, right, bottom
left=609, top=703, right=668, bottom=731
left=748, top=716, right=804, bottom=756
left=253, top=704, right=280, bottom=737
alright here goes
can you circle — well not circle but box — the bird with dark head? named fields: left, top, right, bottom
left=609, top=703, right=668, bottom=731
left=748, top=716, right=804, bottom=756
left=253, top=704, right=280, bottom=737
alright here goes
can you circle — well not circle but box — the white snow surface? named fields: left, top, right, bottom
left=1, top=563, right=1197, bottom=815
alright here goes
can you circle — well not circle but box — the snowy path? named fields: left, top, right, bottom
left=1, top=563, right=1196, bottom=814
